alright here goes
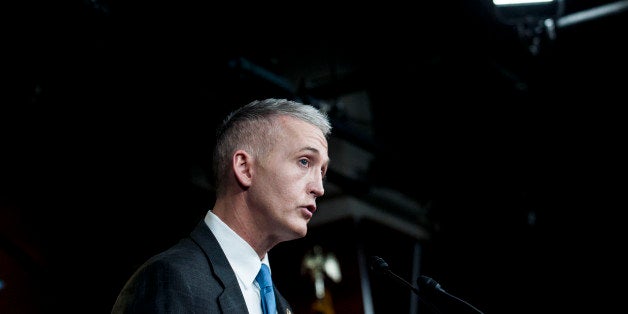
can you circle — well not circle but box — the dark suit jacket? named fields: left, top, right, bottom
left=112, top=220, right=293, bottom=314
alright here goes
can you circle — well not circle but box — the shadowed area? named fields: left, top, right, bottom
left=2, top=1, right=626, bottom=313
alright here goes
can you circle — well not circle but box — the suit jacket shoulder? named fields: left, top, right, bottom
left=112, top=220, right=295, bottom=314
left=112, top=221, right=247, bottom=313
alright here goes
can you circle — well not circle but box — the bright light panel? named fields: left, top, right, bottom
left=493, top=0, right=554, bottom=5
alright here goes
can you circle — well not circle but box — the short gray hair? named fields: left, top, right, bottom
left=212, top=98, right=332, bottom=196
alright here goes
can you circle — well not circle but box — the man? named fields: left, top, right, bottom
left=112, top=98, right=332, bottom=313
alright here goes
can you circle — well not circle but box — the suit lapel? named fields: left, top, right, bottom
left=190, top=220, right=295, bottom=314
left=274, top=285, right=294, bottom=314
left=190, top=221, right=249, bottom=313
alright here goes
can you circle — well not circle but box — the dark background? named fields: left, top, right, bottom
left=2, top=0, right=627, bottom=313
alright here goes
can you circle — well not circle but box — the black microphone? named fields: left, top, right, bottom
left=369, top=256, right=484, bottom=314
left=369, top=255, right=420, bottom=295
left=417, top=275, right=485, bottom=314
left=369, top=256, right=442, bottom=313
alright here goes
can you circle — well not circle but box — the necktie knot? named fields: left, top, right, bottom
left=256, top=264, right=276, bottom=314
left=256, top=264, right=273, bottom=289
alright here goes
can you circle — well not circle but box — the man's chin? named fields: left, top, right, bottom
left=288, top=223, right=308, bottom=239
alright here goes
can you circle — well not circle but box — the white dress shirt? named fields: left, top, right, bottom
left=204, top=210, right=271, bottom=314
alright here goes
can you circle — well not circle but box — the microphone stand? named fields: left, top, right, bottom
left=369, top=256, right=484, bottom=314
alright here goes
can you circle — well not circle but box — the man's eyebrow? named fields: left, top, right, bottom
left=300, top=147, right=330, bottom=165
left=301, top=146, right=321, bottom=154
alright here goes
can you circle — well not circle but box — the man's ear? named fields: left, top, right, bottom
left=233, top=150, right=253, bottom=188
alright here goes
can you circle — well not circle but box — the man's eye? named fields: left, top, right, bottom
left=299, top=159, right=310, bottom=167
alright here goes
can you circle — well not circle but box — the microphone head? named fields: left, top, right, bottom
left=417, top=275, right=445, bottom=292
left=369, top=256, right=390, bottom=273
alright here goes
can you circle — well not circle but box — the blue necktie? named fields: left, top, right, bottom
left=255, top=264, right=277, bottom=314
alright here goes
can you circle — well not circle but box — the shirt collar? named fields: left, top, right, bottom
left=204, top=210, right=270, bottom=289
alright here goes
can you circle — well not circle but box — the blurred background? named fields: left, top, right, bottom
left=2, top=0, right=627, bottom=313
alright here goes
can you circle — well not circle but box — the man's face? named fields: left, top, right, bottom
left=249, top=116, right=329, bottom=243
